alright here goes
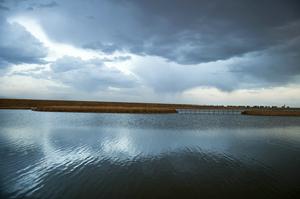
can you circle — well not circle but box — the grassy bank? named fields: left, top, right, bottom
left=242, top=110, right=300, bottom=116
left=1, top=98, right=299, bottom=115
left=31, top=106, right=177, bottom=114
left=0, top=98, right=195, bottom=114
left=0, top=98, right=202, bottom=109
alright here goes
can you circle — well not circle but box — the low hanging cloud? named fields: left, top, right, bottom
left=50, top=56, right=137, bottom=91
left=230, top=36, right=300, bottom=86
left=0, top=16, right=47, bottom=69
left=132, top=37, right=300, bottom=93
left=131, top=56, right=232, bottom=93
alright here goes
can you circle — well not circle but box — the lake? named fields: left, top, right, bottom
left=0, top=110, right=300, bottom=199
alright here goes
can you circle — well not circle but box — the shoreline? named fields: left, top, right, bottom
left=30, top=106, right=177, bottom=114
left=1, top=98, right=300, bottom=116
left=241, top=110, right=300, bottom=117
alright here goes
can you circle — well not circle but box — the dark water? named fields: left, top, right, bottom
left=0, top=110, right=300, bottom=199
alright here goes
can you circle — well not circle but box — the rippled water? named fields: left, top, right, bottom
left=0, top=110, right=300, bottom=199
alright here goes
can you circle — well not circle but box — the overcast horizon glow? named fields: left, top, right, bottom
left=0, top=0, right=300, bottom=106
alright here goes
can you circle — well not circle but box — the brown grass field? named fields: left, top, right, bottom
left=1, top=98, right=300, bottom=116
left=31, top=106, right=177, bottom=114
left=242, top=109, right=300, bottom=117
left=0, top=98, right=203, bottom=113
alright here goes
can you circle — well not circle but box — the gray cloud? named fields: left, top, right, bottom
left=82, top=42, right=121, bottom=54
left=132, top=58, right=238, bottom=93
left=21, top=0, right=300, bottom=63
left=133, top=32, right=300, bottom=93
left=230, top=36, right=300, bottom=86
left=38, top=1, right=58, bottom=8
left=101, top=55, right=131, bottom=62
left=0, top=4, right=9, bottom=11
left=50, top=56, right=137, bottom=91
left=0, top=17, right=48, bottom=68
left=0, top=59, right=9, bottom=70
left=2, top=0, right=300, bottom=94
left=0, top=0, right=58, bottom=12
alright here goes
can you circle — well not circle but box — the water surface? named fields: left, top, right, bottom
left=0, top=110, right=300, bottom=198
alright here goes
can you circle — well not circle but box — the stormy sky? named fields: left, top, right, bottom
left=0, top=0, right=300, bottom=106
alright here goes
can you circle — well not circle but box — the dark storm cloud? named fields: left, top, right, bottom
left=122, top=0, right=300, bottom=64
left=24, top=0, right=300, bottom=64
left=0, top=17, right=48, bottom=68
left=3, top=0, right=300, bottom=92
left=230, top=35, right=300, bottom=86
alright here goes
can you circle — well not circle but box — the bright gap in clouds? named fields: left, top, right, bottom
left=7, top=16, right=105, bottom=61
left=6, top=16, right=135, bottom=76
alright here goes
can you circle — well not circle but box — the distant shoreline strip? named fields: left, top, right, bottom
left=1, top=98, right=300, bottom=116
